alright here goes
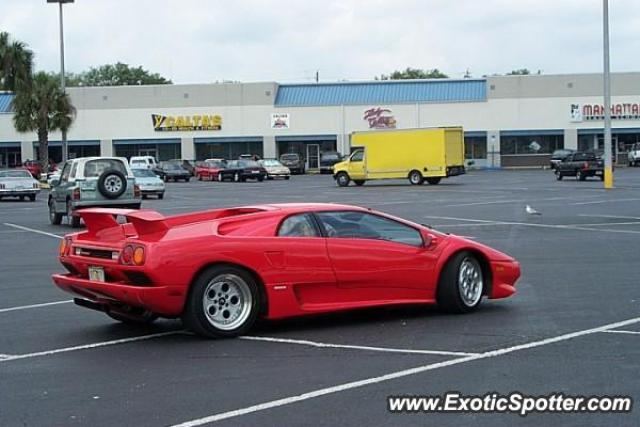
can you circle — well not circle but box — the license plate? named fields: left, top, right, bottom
left=88, top=266, right=105, bottom=282
left=251, top=170, right=259, bottom=174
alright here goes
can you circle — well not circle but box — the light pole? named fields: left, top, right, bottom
left=47, top=0, right=74, bottom=163
left=603, top=0, right=613, bottom=189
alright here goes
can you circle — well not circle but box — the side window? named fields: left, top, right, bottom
left=278, top=214, right=319, bottom=237
left=316, top=211, right=423, bottom=247
left=60, top=162, right=72, bottom=183
left=350, top=150, right=364, bottom=162
left=69, top=162, right=78, bottom=179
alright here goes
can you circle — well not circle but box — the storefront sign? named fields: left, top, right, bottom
left=271, top=113, right=290, bottom=129
left=363, top=107, right=396, bottom=129
left=152, top=114, right=222, bottom=131
left=570, top=103, right=640, bottom=122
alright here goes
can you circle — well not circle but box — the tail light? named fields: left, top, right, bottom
left=134, top=184, right=141, bottom=198
left=72, top=187, right=81, bottom=200
left=59, top=237, right=72, bottom=257
left=120, top=244, right=145, bottom=266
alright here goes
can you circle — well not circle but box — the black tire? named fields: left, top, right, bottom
left=158, top=193, right=164, bottom=199
left=336, top=172, right=350, bottom=187
left=20, top=195, right=26, bottom=201
left=577, top=170, right=586, bottom=181
left=49, top=199, right=62, bottom=225
left=555, top=169, right=563, bottom=180
left=284, top=176, right=290, bottom=180
left=185, top=177, right=190, bottom=182
left=257, top=176, right=264, bottom=182
left=437, top=252, right=485, bottom=314
left=107, top=305, right=158, bottom=324
left=408, top=170, right=423, bottom=185
left=173, top=177, right=178, bottom=182
left=426, top=177, right=442, bottom=185
left=354, top=180, right=365, bottom=186
left=97, top=169, right=127, bottom=199
left=29, top=194, right=36, bottom=202
left=142, top=194, right=148, bottom=200
left=67, top=200, right=81, bottom=228
left=182, top=265, right=261, bottom=338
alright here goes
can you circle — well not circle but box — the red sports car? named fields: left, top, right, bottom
left=52, top=204, right=520, bottom=337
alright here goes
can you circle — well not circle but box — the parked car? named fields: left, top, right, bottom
left=154, top=161, right=191, bottom=182
left=279, top=153, right=305, bottom=174
left=52, top=203, right=521, bottom=337
left=218, top=160, right=267, bottom=182
left=549, top=149, right=575, bottom=170
left=169, top=159, right=196, bottom=176
left=48, top=157, right=141, bottom=227
left=238, top=154, right=261, bottom=161
left=555, top=151, right=604, bottom=181
left=0, top=169, right=41, bottom=201
left=22, top=159, right=57, bottom=179
left=129, top=156, right=157, bottom=170
left=133, top=168, right=165, bottom=199
left=319, top=151, right=343, bottom=174
left=195, top=159, right=226, bottom=181
left=258, top=159, right=291, bottom=180
left=628, top=143, right=640, bottom=167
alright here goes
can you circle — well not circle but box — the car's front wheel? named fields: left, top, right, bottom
left=437, top=252, right=484, bottom=313
left=555, top=169, right=563, bottom=180
left=336, top=172, right=350, bottom=187
left=183, top=266, right=261, bottom=337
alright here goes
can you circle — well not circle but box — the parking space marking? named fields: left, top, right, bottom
left=423, top=216, right=640, bottom=235
left=0, top=331, right=181, bottom=363
left=240, top=336, right=478, bottom=357
left=0, top=300, right=72, bottom=313
left=0, top=354, right=14, bottom=359
left=570, top=198, right=640, bottom=205
left=170, top=315, right=640, bottom=427
left=579, top=214, right=640, bottom=221
left=3, top=223, right=64, bottom=239
left=601, top=330, right=640, bottom=335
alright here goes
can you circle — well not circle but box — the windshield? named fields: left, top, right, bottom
left=163, top=163, right=182, bottom=170
left=321, top=153, right=340, bottom=160
left=133, top=169, right=157, bottom=178
left=262, top=160, right=281, bottom=166
left=281, top=154, right=298, bottom=161
left=206, top=161, right=224, bottom=168
left=238, top=160, right=259, bottom=168
left=84, top=159, right=127, bottom=178
left=0, top=170, right=32, bottom=178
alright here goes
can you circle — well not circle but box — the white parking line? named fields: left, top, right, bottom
left=579, top=214, right=640, bottom=221
left=601, top=330, right=640, bottom=335
left=0, top=300, right=73, bottom=313
left=0, top=354, right=13, bottom=359
left=240, top=336, right=478, bottom=357
left=3, top=223, right=63, bottom=239
left=0, top=331, right=182, bottom=363
left=170, top=315, right=640, bottom=427
left=570, top=198, right=640, bottom=206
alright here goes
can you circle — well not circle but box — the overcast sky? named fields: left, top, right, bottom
left=1, top=0, right=639, bottom=84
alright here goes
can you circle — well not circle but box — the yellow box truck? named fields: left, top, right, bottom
left=332, top=127, right=466, bottom=186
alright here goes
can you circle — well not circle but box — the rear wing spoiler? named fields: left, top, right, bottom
left=78, top=208, right=168, bottom=238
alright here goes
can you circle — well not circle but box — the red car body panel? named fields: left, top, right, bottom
left=194, top=164, right=223, bottom=180
left=52, top=204, right=520, bottom=319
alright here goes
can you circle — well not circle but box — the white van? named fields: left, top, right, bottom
left=129, top=156, right=157, bottom=170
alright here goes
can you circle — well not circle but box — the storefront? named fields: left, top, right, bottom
left=499, top=130, right=564, bottom=168
left=194, top=137, right=263, bottom=160
left=113, top=139, right=181, bottom=161
left=464, top=131, right=488, bottom=168
left=0, top=142, right=21, bottom=168
left=275, top=135, right=337, bottom=170
left=34, top=140, right=101, bottom=164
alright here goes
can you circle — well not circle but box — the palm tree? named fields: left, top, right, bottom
left=0, top=32, right=33, bottom=91
left=12, top=72, right=75, bottom=172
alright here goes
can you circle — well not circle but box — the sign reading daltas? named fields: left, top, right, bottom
left=152, top=114, right=222, bottom=131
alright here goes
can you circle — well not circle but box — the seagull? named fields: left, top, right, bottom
left=525, top=205, right=542, bottom=215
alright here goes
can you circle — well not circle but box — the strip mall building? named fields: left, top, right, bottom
left=1, top=72, right=639, bottom=170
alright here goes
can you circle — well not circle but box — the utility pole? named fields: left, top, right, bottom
left=315, top=70, right=319, bottom=83
left=603, top=0, right=613, bottom=189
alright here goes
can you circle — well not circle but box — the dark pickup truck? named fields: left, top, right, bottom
left=555, top=152, right=604, bottom=181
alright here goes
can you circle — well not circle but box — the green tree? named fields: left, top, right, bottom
left=64, top=62, right=172, bottom=86
left=13, top=72, right=75, bottom=172
left=0, top=32, right=33, bottom=90
left=507, top=69, right=531, bottom=75
left=377, top=67, right=448, bottom=80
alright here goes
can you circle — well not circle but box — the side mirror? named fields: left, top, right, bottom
left=421, top=230, right=438, bottom=249
left=50, top=179, right=59, bottom=187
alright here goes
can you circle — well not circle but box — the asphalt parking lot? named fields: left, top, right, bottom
left=1, top=169, right=639, bottom=426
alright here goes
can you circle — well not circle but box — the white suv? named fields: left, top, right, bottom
left=130, top=156, right=157, bottom=170
left=628, top=143, right=640, bottom=167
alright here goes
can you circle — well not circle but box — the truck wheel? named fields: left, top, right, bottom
left=336, top=172, right=350, bottom=187
left=353, top=180, right=365, bottom=186
left=555, top=169, right=563, bottom=180
left=577, top=170, right=586, bottom=181
left=426, top=177, right=441, bottom=185
left=437, top=251, right=484, bottom=314
left=408, top=170, right=423, bottom=185
left=49, top=199, right=63, bottom=225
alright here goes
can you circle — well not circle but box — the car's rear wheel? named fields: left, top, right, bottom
left=408, top=170, right=423, bottom=185
left=426, top=177, right=441, bottom=185
left=437, top=252, right=484, bottom=313
left=28, top=194, right=36, bottom=202
left=577, top=170, right=586, bottom=181
left=182, top=266, right=260, bottom=337
left=67, top=199, right=81, bottom=228
left=107, top=305, right=158, bottom=324
left=257, top=176, right=264, bottom=182
left=49, top=199, right=62, bottom=225
left=285, top=176, right=290, bottom=180
left=336, top=172, right=350, bottom=187
left=158, top=193, right=164, bottom=199
left=555, top=169, right=563, bottom=180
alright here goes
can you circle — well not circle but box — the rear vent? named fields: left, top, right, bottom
left=123, top=271, right=153, bottom=286
left=75, top=247, right=118, bottom=260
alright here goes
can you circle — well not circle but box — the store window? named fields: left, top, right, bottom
left=464, top=136, right=487, bottom=159
left=195, top=141, right=262, bottom=160
left=277, top=140, right=338, bottom=159
left=114, top=143, right=180, bottom=161
left=500, top=134, right=564, bottom=155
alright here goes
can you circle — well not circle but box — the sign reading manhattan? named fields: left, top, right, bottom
left=152, top=114, right=222, bottom=131
left=570, top=103, right=640, bottom=122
